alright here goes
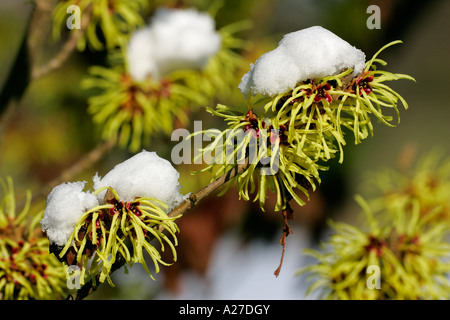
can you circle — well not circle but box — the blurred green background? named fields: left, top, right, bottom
left=0, top=0, right=448, bottom=299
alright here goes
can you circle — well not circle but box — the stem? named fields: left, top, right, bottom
left=274, top=184, right=294, bottom=277
left=168, top=158, right=250, bottom=219
left=0, top=3, right=92, bottom=136
left=31, top=5, right=92, bottom=81
left=273, top=205, right=294, bottom=277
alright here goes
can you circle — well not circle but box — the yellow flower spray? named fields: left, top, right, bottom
left=0, top=178, right=67, bottom=300
left=298, top=152, right=450, bottom=299
left=55, top=186, right=181, bottom=287
left=194, top=41, right=415, bottom=213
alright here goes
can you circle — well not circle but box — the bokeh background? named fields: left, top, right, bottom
left=0, top=0, right=448, bottom=299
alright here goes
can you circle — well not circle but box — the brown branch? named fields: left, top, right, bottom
left=1, top=2, right=92, bottom=140
left=31, top=4, right=92, bottom=81
left=167, top=158, right=250, bottom=219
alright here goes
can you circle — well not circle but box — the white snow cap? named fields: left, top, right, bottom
left=239, top=26, right=366, bottom=97
left=93, top=150, right=186, bottom=211
left=127, top=7, right=221, bottom=81
left=41, top=181, right=99, bottom=246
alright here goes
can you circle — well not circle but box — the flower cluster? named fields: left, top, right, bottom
left=56, top=187, right=181, bottom=286
left=298, top=153, right=450, bottom=299
left=52, top=0, right=149, bottom=50
left=0, top=178, right=67, bottom=300
left=41, top=150, right=185, bottom=287
left=196, top=36, right=414, bottom=212
left=82, top=8, right=248, bottom=151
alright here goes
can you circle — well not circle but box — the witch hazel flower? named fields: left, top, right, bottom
left=197, top=26, right=415, bottom=214
left=299, top=154, right=450, bottom=300
left=210, top=28, right=414, bottom=275
left=1, top=177, right=67, bottom=300
left=41, top=150, right=186, bottom=286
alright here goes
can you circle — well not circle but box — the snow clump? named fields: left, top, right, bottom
left=239, top=26, right=366, bottom=97
left=93, top=150, right=186, bottom=211
left=127, top=7, right=221, bottom=81
left=41, top=181, right=99, bottom=246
